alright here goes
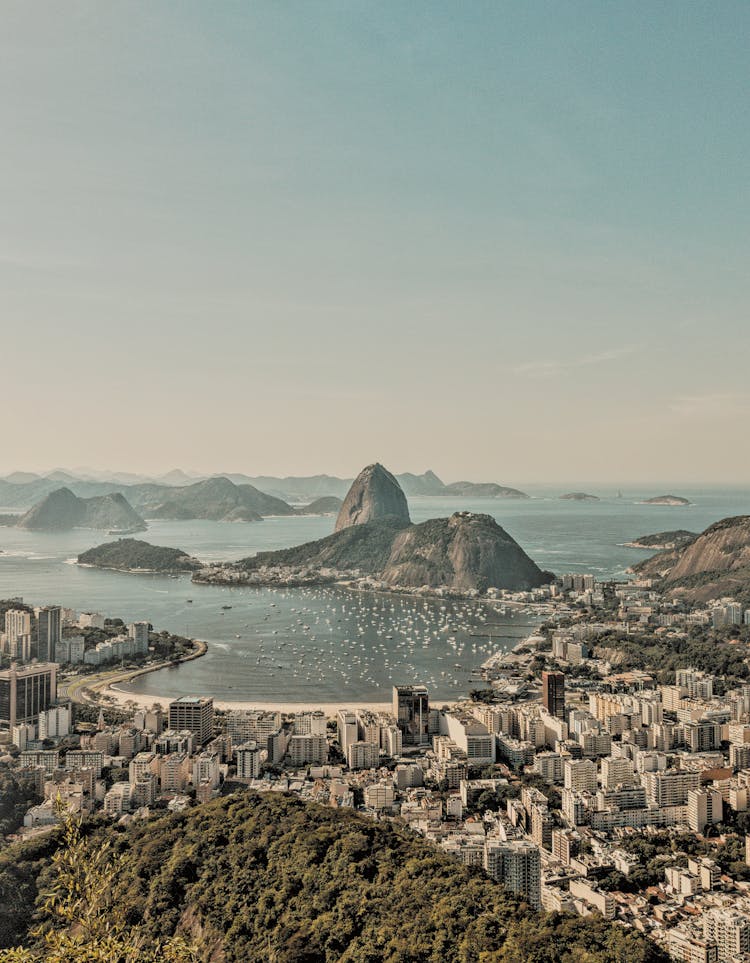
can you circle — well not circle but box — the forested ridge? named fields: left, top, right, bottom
left=0, top=792, right=666, bottom=963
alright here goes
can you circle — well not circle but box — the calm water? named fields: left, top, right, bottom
left=0, top=486, right=746, bottom=701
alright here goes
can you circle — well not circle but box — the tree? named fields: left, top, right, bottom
left=0, top=813, right=196, bottom=963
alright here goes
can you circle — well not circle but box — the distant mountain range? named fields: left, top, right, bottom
left=18, top=488, right=146, bottom=533
left=225, top=470, right=529, bottom=502
left=139, top=476, right=294, bottom=522
left=0, top=469, right=531, bottom=528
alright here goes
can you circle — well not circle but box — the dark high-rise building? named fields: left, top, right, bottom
left=36, top=606, right=62, bottom=662
left=0, top=663, right=57, bottom=730
left=542, top=671, right=566, bottom=719
left=393, top=684, right=429, bottom=745
left=168, top=696, right=214, bottom=745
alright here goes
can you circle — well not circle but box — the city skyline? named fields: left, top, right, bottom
left=2, top=2, right=748, bottom=482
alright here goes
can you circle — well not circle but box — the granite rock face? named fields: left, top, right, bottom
left=203, top=469, right=550, bottom=593
left=633, top=515, right=750, bottom=602
left=335, top=464, right=411, bottom=533
left=382, top=511, right=550, bottom=592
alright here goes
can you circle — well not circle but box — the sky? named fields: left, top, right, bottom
left=1, top=2, right=748, bottom=485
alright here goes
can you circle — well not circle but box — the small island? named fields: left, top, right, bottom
left=77, top=538, right=204, bottom=575
left=298, top=495, right=343, bottom=515
left=559, top=492, right=599, bottom=502
left=642, top=495, right=691, bottom=506
left=624, top=529, right=697, bottom=550
left=440, top=481, right=529, bottom=498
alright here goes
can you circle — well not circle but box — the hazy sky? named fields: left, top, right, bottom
left=2, top=2, right=748, bottom=484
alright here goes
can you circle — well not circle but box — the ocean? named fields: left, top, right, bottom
left=0, top=485, right=746, bottom=702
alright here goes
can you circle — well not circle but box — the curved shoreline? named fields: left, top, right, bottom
left=77, top=561, right=196, bottom=576
left=65, top=637, right=208, bottom=706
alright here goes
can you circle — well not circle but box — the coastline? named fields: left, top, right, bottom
left=105, top=684, right=395, bottom=715
left=69, top=639, right=406, bottom=715
left=64, top=637, right=208, bottom=705
left=77, top=561, right=197, bottom=576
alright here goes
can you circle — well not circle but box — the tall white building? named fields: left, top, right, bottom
left=192, top=751, right=221, bottom=789
left=128, top=621, right=150, bottom=654
left=347, top=741, right=379, bottom=770
left=294, top=711, right=327, bottom=736
left=288, top=734, right=328, bottom=767
left=703, top=909, right=750, bottom=963
left=564, top=758, right=597, bottom=793
left=642, top=769, right=700, bottom=807
left=337, top=710, right=359, bottom=755
left=688, top=787, right=723, bottom=834
left=38, top=705, right=71, bottom=739
left=600, top=756, right=635, bottom=789
left=3, top=609, right=32, bottom=660
left=484, top=839, right=541, bottom=910
left=226, top=709, right=281, bottom=745
left=235, top=741, right=261, bottom=779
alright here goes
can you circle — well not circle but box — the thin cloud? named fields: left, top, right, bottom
left=669, top=393, right=750, bottom=418
left=513, top=346, right=636, bottom=377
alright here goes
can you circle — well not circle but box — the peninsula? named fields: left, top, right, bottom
left=624, top=530, right=696, bottom=550
left=194, top=463, right=551, bottom=595
left=632, top=514, right=750, bottom=603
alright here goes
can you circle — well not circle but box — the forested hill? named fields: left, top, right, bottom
left=77, top=538, right=203, bottom=573
left=0, top=792, right=665, bottom=962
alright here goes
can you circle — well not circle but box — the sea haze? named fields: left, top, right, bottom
left=0, top=486, right=746, bottom=702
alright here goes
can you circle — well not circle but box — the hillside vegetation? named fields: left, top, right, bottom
left=383, top=513, right=551, bottom=592
left=0, top=793, right=664, bottom=963
left=634, top=515, right=750, bottom=603
left=299, top=496, right=343, bottom=515
left=235, top=519, right=408, bottom=575
left=77, top=539, right=203, bottom=573
left=147, top=476, right=294, bottom=522
left=625, top=530, right=696, bottom=550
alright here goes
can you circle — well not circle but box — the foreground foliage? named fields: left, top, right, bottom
left=0, top=793, right=666, bottom=962
left=0, top=816, right=195, bottom=962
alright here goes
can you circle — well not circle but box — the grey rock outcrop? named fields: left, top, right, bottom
left=381, top=511, right=550, bottom=592
left=335, top=464, right=411, bottom=532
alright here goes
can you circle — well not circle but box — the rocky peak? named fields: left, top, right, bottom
left=382, top=511, right=550, bottom=592
left=335, top=463, right=411, bottom=533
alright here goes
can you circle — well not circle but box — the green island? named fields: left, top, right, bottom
left=77, top=539, right=204, bottom=574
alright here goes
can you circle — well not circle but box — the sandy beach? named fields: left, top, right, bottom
left=105, top=683, right=394, bottom=715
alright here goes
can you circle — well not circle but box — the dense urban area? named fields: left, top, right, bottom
left=3, top=571, right=750, bottom=962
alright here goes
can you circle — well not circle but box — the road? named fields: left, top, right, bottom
left=58, top=638, right=208, bottom=705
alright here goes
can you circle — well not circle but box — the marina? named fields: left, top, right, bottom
left=0, top=487, right=745, bottom=703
